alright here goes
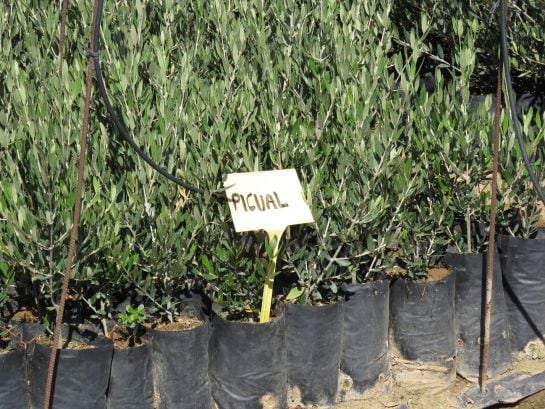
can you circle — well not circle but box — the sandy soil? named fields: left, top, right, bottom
left=336, top=342, right=545, bottom=409
left=505, top=389, right=545, bottom=409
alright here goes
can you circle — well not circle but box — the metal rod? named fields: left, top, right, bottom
left=43, top=1, right=100, bottom=407
left=480, top=59, right=503, bottom=394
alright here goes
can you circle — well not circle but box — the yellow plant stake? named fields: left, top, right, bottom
left=260, top=227, right=286, bottom=323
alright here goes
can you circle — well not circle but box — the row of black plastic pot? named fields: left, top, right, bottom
left=3, top=300, right=373, bottom=409
left=1, top=234, right=544, bottom=409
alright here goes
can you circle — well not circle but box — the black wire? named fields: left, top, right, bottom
left=91, top=0, right=204, bottom=195
left=501, top=0, right=545, bottom=206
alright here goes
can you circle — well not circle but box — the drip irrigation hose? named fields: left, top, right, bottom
left=91, top=0, right=204, bottom=195
left=43, top=2, right=100, bottom=408
left=501, top=0, right=545, bottom=206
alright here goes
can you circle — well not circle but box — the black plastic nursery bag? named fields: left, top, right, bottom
left=445, top=252, right=512, bottom=381
left=338, top=279, right=390, bottom=401
left=151, top=321, right=212, bottom=409
left=286, top=302, right=344, bottom=409
left=0, top=326, right=28, bottom=409
left=499, top=235, right=545, bottom=352
left=28, top=335, right=113, bottom=409
left=107, top=343, right=153, bottom=409
left=389, top=272, right=456, bottom=392
left=209, top=313, right=287, bottom=409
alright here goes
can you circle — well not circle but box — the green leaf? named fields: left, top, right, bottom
left=335, top=259, right=351, bottom=267
left=285, top=287, right=304, bottom=301
left=0, top=261, right=8, bottom=275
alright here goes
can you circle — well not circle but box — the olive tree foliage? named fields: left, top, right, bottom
left=1, top=0, right=543, bottom=322
left=391, top=0, right=545, bottom=92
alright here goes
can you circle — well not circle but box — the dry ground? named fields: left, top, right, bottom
left=336, top=342, right=545, bottom=409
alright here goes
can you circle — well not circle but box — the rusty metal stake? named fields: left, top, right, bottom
left=480, top=61, right=503, bottom=393
left=43, top=1, right=100, bottom=408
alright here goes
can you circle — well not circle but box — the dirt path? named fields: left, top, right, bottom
left=336, top=344, right=545, bottom=409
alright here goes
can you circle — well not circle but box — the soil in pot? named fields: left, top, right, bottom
left=499, top=235, right=545, bottom=352
left=28, top=326, right=113, bottom=409
left=0, top=325, right=28, bottom=409
left=209, top=312, right=287, bottom=409
left=106, top=327, right=153, bottom=409
left=444, top=251, right=512, bottom=381
left=151, top=316, right=212, bottom=409
left=389, top=268, right=456, bottom=393
left=286, top=301, right=344, bottom=409
left=337, top=279, right=390, bottom=402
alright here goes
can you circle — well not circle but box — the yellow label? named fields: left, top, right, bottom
left=224, top=169, right=314, bottom=232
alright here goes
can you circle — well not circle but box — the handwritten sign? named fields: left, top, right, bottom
left=223, top=169, right=314, bottom=232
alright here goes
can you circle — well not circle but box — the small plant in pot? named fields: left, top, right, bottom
left=101, top=195, right=214, bottom=409
left=442, top=187, right=513, bottom=381
left=389, top=188, right=457, bottom=393
left=439, top=91, right=514, bottom=381
left=279, top=136, right=411, bottom=405
left=101, top=276, right=211, bottom=409
left=26, top=322, right=113, bottom=409
left=276, top=144, right=386, bottom=407
left=337, top=265, right=392, bottom=404
left=113, top=304, right=147, bottom=346
left=204, top=232, right=288, bottom=409
left=334, top=156, right=417, bottom=402
left=282, top=223, right=345, bottom=409
left=147, top=298, right=212, bottom=409
left=107, top=304, right=154, bottom=409
left=386, top=15, right=492, bottom=390
left=496, top=108, right=545, bottom=355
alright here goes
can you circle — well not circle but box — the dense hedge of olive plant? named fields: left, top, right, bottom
left=497, top=108, right=545, bottom=238
left=1, top=0, right=544, bottom=323
left=391, top=0, right=545, bottom=93
left=392, top=16, right=488, bottom=275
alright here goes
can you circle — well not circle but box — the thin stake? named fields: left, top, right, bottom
left=480, top=62, right=503, bottom=393
left=260, top=227, right=285, bottom=323
left=43, top=2, right=100, bottom=408
left=466, top=205, right=472, bottom=253
left=59, top=0, right=70, bottom=73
